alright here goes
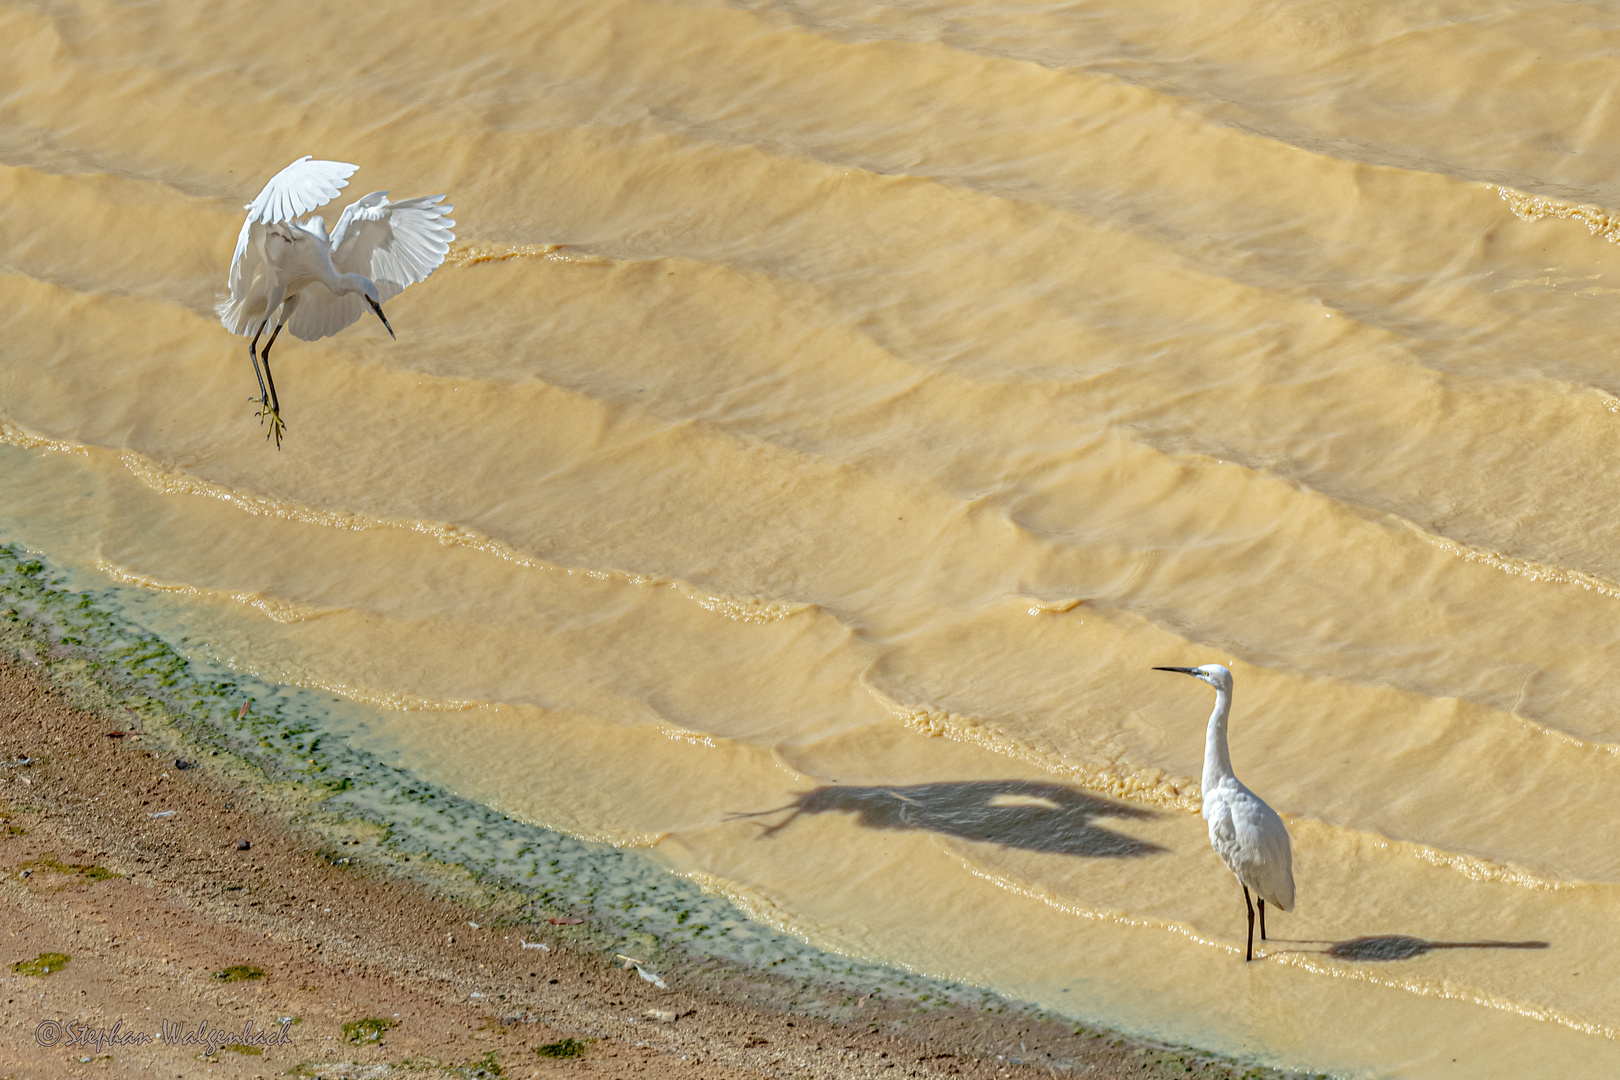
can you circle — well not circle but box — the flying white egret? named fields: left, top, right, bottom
left=1154, top=664, right=1294, bottom=962
left=216, top=157, right=455, bottom=447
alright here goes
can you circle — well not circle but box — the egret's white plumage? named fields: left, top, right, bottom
left=217, top=157, right=455, bottom=446
left=1154, top=664, right=1294, bottom=961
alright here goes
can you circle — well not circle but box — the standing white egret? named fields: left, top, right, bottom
left=217, top=156, right=455, bottom=447
left=1154, top=664, right=1294, bottom=962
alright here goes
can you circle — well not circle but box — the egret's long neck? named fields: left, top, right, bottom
left=301, top=229, right=369, bottom=298
left=330, top=270, right=372, bottom=297
left=1202, top=687, right=1235, bottom=796
left=293, top=224, right=348, bottom=293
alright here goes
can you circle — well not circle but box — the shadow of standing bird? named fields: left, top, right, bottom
left=729, top=780, right=1163, bottom=858
left=1321, top=935, right=1549, bottom=962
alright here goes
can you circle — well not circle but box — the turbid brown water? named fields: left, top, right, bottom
left=0, top=654, right=1239, bottom=1080
left=5, top=1, right=1620, bottom=1075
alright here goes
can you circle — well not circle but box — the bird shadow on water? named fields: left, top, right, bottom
left=1277, top=935, right=1549, bottom=962
left=727, top=780, right=1164, bottom=858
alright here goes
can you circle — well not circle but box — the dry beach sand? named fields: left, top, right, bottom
left=0, top=654, right=1299, bottom=1080
left=11, top=0, right=1620, bottom=1074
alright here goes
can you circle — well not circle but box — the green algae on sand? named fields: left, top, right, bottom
left=11, top=951, right=70, bottom=976
left=0, top=537, right=1012, bottom=1009
left=341, top=1016, right=394, bottom=1044
left=22, top=854, right=119, bottom=883
left=536, top=1038, right=589, bottom=1059
left=213, top=964, right=265, bottom=982
left=0, top=536, right=1329, bottom=1080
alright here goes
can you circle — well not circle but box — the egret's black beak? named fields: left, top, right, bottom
left=1152, top=666, right=1200, bottom=676
left=367, top=296, right=396, bottom=340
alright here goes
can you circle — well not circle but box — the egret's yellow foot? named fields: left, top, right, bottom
left=265, top=407, right=286, bottom=449
left=253, top=399, right=286, bottom=448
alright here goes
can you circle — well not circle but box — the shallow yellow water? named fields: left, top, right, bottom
left=7, top=0, right=1620, bottom=1073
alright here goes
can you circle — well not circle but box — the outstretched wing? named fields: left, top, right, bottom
left=285, top=191, right=455, bottom=342
left=331, top=191, right=455, bottom=303
left=226, top=157, right=358, bottom=301
left=245, top=156, right=357, bottom=226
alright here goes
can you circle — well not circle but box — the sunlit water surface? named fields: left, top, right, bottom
left=6, top=1, right=1620, bottom=1074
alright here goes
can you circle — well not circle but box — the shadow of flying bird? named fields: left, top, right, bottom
left=729, top=780, right=1163, bottom=858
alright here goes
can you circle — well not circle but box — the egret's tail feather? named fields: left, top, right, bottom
left=215, top=292, right=258, bottom=337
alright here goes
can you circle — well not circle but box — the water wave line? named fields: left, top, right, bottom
left=87, top=581, right=496, bottom=714
left=445, top=240, right=570, bottom=266
left=679, top=868, right=865, bottom=953
left=117, top=449, right=795, bottom=625
left=1266, top=814, right=1583, bottom=893
left=444, top=240, right=615, bottom=268
left=1402, top=840, right=1579, bottom=892
left=887, top=695, right=1592, bottom=892
left=1407, top=517, right=1620, bottom=603
left=959, top=854, right=1616, bottom=1040
left=674, top=868, right=977, bottom=987
left=1267, top=950, right=1618, bottom=1041
left=0, top=415, right=87, bottom=456
left=198, top=659, right=490, bottom=717
left=1402, top=522, right=1620, bottom=759
left=658, top=722, right=718, bottom=749
left=95, top=558, right=331, bottom=625
left=875, top=688, right=1201, bottom=813
left=1497, top=186, right=1620, bottom=244
left=692, top=593, right=803, bottom=624
left=951, top=853, right=1237, bottom=953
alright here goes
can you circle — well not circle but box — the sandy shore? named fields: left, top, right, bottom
left=0, top=655, right=1302, bottom=1080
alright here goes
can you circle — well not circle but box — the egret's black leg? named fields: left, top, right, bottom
left=248, top=320, right=270, bottom=418
left=1258, top=897, right=1267, bottom=941
left=1243, top=886, right=1255, bottom=962
left=261, top=321, right=287, bottom=411
left=259, top=320, right=289, bottom=449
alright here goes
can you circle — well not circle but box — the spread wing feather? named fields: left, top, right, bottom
left=219, top=157, right=357, bottom=336
left=245, top=157, right=356, bottom=226
left=332, top=192, right=455, bottom=301
left=286, top=191, right=455, bottom=341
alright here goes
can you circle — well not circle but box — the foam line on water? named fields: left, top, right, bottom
left=955, top=851, right=1613, bottom=1040
left=0, top=534, right=1017, bottom=1012
left=115, top=447, right=813, bottom=627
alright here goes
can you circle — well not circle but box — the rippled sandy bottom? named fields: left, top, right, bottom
left=9, top=0, right=1620, bottom=1074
